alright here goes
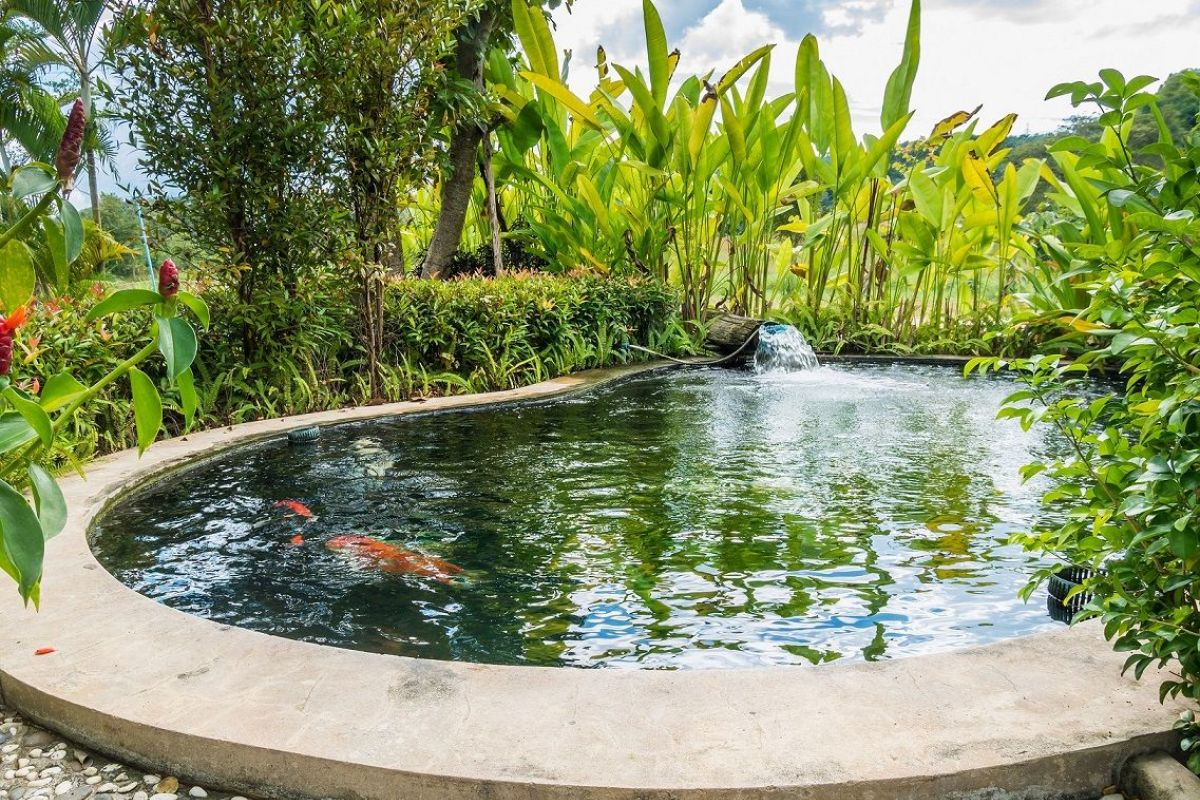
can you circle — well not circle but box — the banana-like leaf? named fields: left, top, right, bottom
left=715, top=45, right=773, bottom=95
left=881, top=0, right=921, bottom=130
left=511, top=0, right=557, bottom=79
left=929, top=105, right=981, bottom=141
left=521, top=72, right=604, bottom=131
left=642, top=0, right=669, bottom=108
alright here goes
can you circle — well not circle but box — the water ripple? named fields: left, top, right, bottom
left=92, top=365, right=1069, bottom=669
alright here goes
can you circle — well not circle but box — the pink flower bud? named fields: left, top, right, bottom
left=56, top=100, right=86, bottom=191
left=158, top=259, right=179, bottom=298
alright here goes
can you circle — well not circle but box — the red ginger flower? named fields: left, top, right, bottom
left=0, top=306, right=29, bottom=378
left=56, top=100, right=86, bottom=191
left=158, top=259, right=179, bottom=298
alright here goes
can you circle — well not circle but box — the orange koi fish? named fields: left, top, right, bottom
left=325, top=535, right=463, bottom=584
left=290, top=534, right=306, bottom=546
left=275, top=499, right=314, bottom=518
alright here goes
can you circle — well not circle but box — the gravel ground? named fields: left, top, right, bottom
left=0, top=703, right=1134, bottom=800
left=0, top=706, right=260, bottom=800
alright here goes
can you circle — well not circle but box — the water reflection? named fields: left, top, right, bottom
left=92, top=365, right=1062, bottom=669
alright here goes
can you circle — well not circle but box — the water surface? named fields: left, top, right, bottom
left=93, top=364, right=1061, bottom=669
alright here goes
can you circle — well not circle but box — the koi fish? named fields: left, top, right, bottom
left=275, top=499, right=314, bottom=518
left=290, top=534, right=306, bottom=546
left=325, top=535, right=463, bottom=584
left=34, top=647, right=55, bottom=656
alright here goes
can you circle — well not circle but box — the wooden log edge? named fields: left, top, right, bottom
left=704, top=312, right=764, bottom=357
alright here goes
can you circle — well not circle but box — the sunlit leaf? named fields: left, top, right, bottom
left=128, top=367, right=162, bottom=456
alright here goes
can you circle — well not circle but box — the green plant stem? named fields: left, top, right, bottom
left=0, top=339, right=158, bottom=482
left=54, top=339, right=159, bottom=437
left=0, top=188, right=60, bottom=252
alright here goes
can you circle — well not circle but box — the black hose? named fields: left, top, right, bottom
left=625, top=325, right=762, bottom=367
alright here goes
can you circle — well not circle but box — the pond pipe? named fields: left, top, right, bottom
left=624, top=324, right=762, bottom=367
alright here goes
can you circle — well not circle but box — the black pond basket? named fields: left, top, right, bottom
left=1046, top=565, right=1097, bottom=623
left=287, top=426, right=321, bottom=445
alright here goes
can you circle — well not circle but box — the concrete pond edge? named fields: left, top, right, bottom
left=0, top=358, right=1188, bottom=800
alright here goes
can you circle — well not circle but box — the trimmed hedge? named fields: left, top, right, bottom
left=382, top=273, right=684, bottom=388
left=18, top=274, right=690, bottom=459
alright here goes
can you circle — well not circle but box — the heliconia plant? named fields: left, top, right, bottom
left=0, top=101, right=209, bottom=605
left=469, top=0, right=1050, bottom=350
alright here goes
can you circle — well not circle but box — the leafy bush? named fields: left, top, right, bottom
left=0, top=101, right=206, bottom=603
left=22, top=272, right=689, bottom=450
left=981, top=68, right=1200, bottom=767
left=382, top=273, right=686, bottom=392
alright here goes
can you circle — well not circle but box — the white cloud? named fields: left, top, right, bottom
left=553, top=0, right=1200, bottom=138
left=677, top=0, right=784, bottom=75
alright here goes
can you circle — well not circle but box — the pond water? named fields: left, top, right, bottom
left=92, top=364, right=1063, bottom=669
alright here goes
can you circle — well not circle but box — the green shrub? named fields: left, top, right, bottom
left=382, top=273, right=685, bottom=393
left=22, top=272, right=690, bottom=457
left=983, top=69, right=1200, bottom=768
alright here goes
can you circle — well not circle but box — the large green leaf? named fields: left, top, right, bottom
left=3, top=389, right=52, bottom=447
left=511, top=0, right=557, bottom=79
left=520, top=73, right=604, bottom=131
left=42, top=216, right=70, bottom=293
left=129, top=367, right=162, bottom=455
left=0, top=240, right=36, bottom=313
left=62, top=201, right=84, bottom=266
left=881, top=0, right=921, bottom=131
left=27, top=464, right=66, bottom=540
left=38, top=371, right=87, bottom=412
left=613, top=65, right=669, bottom=148
left=0, top=478, right=44, bottom=602
left=720, top=95, right=746, bottom=170
left=157, top=316, right=198, bottom=379
left=85, top=288, right=162, bottom=321
left=715, top=45, right=773, bottom=95
left=177, top=368, right=199, bottom=428
left=642, top=0, right=669, bottom=107
left=11, top=165, right=56, bottom=200
left=831, top=78, right=856, bottom=172
left=908, top=166, right=943, bottom=226
left=176, top=291, right=211, bottom=329
left=0, top=412, right=36, bottom=454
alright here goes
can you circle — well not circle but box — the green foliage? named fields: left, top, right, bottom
left=473, top=0, right=1061, bottom=357
left=112, top=0, right=342, bottom=334
left=0, top=146, right=203, bottom=603
left=382, top=273, right=685, bottom=393
left=21, top=271, right=687, bottom=446
left=113, top=0, right=473, bottom=374
left=7, top=0, right=117, bottom=218
left=983, top=69, right=1200, bottom=744
left=0, top=15, right=64, bottom=170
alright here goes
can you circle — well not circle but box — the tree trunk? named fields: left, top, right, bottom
left=480, top=130, right=504, bottom=276
left=86, top=150, right=100, bottom=224
left=419, top=7, right=499, bottom=279
left=80, top=72, right=101, bottom=225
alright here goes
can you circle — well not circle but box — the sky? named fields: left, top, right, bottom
left=549, top=0, right=1200, bottom=137
left=98, top=0, right=1200, bottom=196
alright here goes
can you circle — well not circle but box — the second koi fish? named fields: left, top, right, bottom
left=325, top=535, right=463, bottom=584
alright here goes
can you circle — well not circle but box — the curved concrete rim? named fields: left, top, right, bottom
left=0, top=360, right=1184, bottom=800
